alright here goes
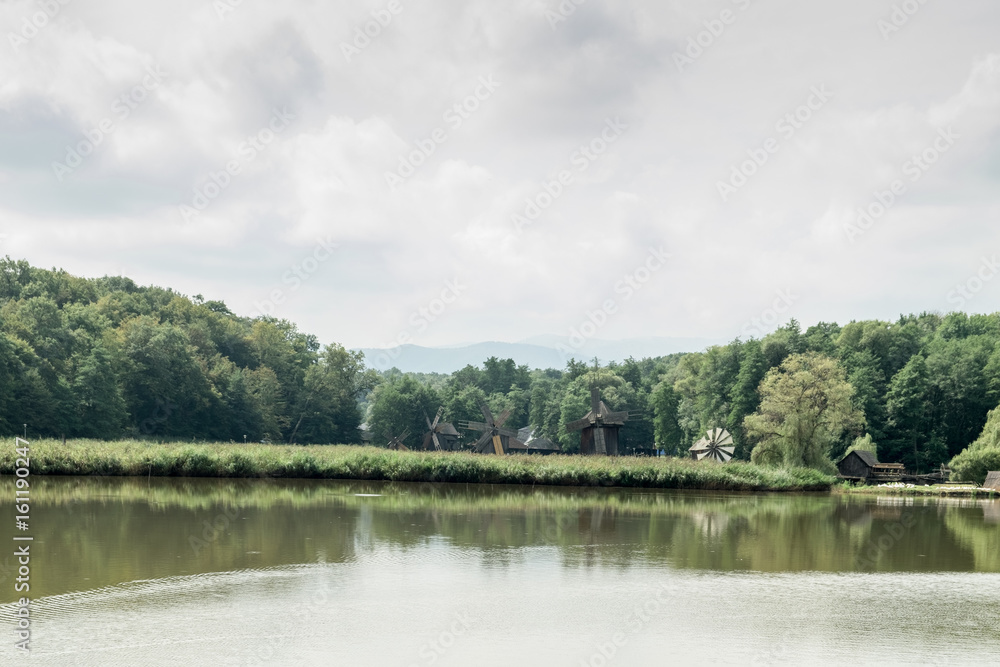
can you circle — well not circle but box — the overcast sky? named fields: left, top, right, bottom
left=1, top=0, right=998, bottom=351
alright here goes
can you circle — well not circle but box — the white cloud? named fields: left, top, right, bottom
left=1, top=1, right=999, bottom=349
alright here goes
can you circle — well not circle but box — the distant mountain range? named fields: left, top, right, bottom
left=358, top=335, right=724, bottom=374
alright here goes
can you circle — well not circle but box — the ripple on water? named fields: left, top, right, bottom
left=2, top=559, right=999, bottom=666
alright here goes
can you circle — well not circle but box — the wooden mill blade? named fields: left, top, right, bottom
left=492, top=434, right=504, bottom=456
left=474, top=431, right=493, bottom=453
left=479, top=399, right=495, bottom=427
left=462, top=421, right=489, bottom=432
left=494, top=408, right=512, bottom=429
left=594, top=427, right=607, bottom=455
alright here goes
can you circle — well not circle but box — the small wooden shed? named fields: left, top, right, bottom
left=422, top=422, right=462, bottom=451
left=838, top=450, right=879, bottom=482
left=984, top=471, right=1000, bottom=491
left=838, top=450, right=905, bottom=484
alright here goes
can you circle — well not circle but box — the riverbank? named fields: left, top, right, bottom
left=837, top=482, right=997, bottom=498
left=1, top=439, right=835, bottom=492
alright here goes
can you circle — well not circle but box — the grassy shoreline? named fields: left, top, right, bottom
left=1, top=439, right=835, bottom=492
left=836, top=482, right=998, bottom=498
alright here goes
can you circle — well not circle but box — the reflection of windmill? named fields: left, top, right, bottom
left=384, top=428, right=410, bottom=451
left=688, top=428, right=735, bottom=462
left=566, top=388, right=630, bottom=456
left=459, top=399, right=524, bottom=455
left=422, top=407, right=461, bottom=451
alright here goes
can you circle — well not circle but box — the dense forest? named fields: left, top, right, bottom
left=2, top=258, right=1000, bottom=477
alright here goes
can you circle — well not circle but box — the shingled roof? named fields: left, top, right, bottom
left=841, top=449, right=878, bottom=467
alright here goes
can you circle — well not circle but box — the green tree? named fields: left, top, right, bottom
left=290, top=345, right=376, bottom=444
left=73, top=343, right=128, bottom=438
left=744, top=352, right=865, bottom=471
left=726, top=339, right=769, bottom=460
left=650, top=381, right=682, bottom=455
left=841, top=433, right=877, bottom=461
left=368, top=375, right=443, bottom=449
left=883, top=354, right=935, bottom=470
left=949, top=400, right=1000, bottom=484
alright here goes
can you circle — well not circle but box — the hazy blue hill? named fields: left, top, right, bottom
left=358, top=336, right=722, bottom=373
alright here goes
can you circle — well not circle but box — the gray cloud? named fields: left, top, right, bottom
left=0, top=0, right=998, bottom=349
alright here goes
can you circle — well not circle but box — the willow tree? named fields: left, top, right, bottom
left=949, top=401, right=1000, bottom=484
left=744, top=352, right=864, bottom=471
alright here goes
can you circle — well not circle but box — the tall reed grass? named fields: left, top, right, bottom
left=1, top=439, right=835, bottom=492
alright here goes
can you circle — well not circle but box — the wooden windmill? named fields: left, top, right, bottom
left=688, top=428, right=735, bottom=462
left=566, top=388, right=629, bottom=456
left=459, top=399, right=525, bottom=455
left=422, top=407, right=461, bottom=451
left=384, top=428, right=410, bottom=451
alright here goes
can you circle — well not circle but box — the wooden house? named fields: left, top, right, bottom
left=985, top=471, right=1000, bottom=491
left=508, top=428, right=561, bottom=455
left=837, top=450, right=905, bottom=484
left=422, top=422, right=461, bottom=451
left=837, top=450, right=878, bottom=481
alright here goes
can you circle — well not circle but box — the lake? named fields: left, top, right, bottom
left=2, top=476, right=999, bottom=665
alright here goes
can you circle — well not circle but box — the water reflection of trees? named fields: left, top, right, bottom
left=944, top=501, right=1000, bottom=571
left=6, top=479, right=999, bottom=602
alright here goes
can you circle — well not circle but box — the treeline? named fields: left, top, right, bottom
left=367, top=316, right=1000, bottom=474
left=3, top=258, right=1000, bottom=476
left=0, top=258, right=376, bottom=443
left=648, top=315, right=1000, bottom=473
left=367, top=356, right=666, bottom=452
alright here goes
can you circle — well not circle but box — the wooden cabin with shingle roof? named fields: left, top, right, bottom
left=837, top=450, right=905, bottom=484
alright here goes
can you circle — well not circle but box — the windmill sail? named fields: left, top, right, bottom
left=688, top=428, right=735, bottom=463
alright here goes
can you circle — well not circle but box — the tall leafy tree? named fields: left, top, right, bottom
left=726, top=339, right=769, bottom=460
left=745, top=352, right=865, bottom=471
left=650, top=381, right=682, bottom=455
left=290, top=345, right=376, bottom=444
left=73, top=343, right=128, bottom=438
left=368, top=375, right=442, bottom=449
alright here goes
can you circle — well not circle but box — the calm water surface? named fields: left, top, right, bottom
left=1, top=476, right=999, bottom=666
